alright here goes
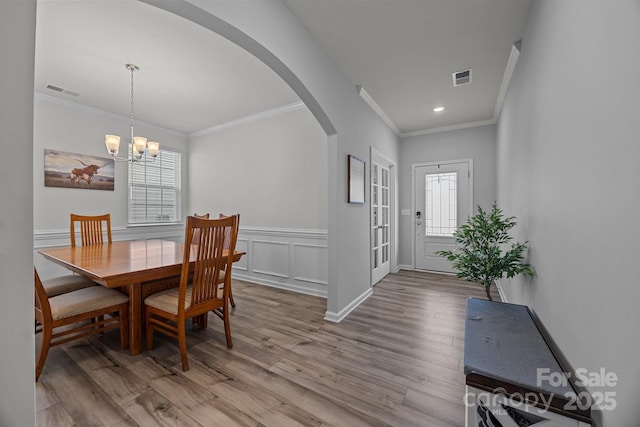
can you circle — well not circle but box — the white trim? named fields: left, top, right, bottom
left=357, top=86, right=401, bottom=135
left=494, top=42, right=521, bottom=120
left=397, top=264, right=413, bottom=271
left=355, top=43, right=521, bottom=138
left=189, top=101, right=306, bottom=137
left=251, top=239, right=290, bottom=278
left=401, top=119, right=497, bottom=138
left=233, top=272, right=327, bottom=298
left=34, top=226, right=328, bottom=298
left=355, top=86, right=498, bottom=137
left=33, top=224, right=184, bottom=247
left=324, top=287, right=373, bottom=323
left=34, top=92, right=186, bottom=138
left=495, top=278, right=508, bottom=303
left=240, top=226, right=327, bottom=240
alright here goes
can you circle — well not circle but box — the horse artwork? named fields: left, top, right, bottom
left=44, top=149, right=115, bottom=190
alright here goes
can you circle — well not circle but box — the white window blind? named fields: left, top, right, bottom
left=128, top=147, right=181, bottom=224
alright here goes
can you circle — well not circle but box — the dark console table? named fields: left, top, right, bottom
left=464, top=298, right=592, bottom=426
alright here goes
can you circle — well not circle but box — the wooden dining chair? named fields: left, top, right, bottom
left=34, top=268, right=129, bottom=381
left=70, top=213, right=112, bottom=247
left=35, top=273, right=98, bottom=333
left=144, top=215, right=238, bottom=371
left=218, top=213, right=240, bottom=308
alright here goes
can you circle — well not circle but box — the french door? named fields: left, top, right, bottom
left=414, top=160, right=471, bottom=272
left=371, top=160, right=391, bottom=284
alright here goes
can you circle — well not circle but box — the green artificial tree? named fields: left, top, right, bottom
left=437, top=203, right=533, bottom=301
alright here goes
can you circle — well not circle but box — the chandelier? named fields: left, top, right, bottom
left=104, top=64, right=159, bottom=162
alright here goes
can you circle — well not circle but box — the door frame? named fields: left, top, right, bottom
left=411, top=158, right=473, bottom=270
left=370, top=147, right=397, bottom=286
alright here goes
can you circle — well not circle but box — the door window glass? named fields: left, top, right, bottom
left=425, top=172, right=457, bottom=236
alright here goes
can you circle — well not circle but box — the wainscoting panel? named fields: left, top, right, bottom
left=250, top=240, right=290, bottom=278
left=293, top=243, right=328, bottom=285
left=33, top=225, right=328, bottom=298
left=236, top=227, right=328, bottom=297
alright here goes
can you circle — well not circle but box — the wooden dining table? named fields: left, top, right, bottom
left=38, top=239, right=245, bottom=355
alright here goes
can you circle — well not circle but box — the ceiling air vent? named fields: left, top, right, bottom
left=452, top=68, right=472, bottom=87
left=45, top=84, right=80, bottom=97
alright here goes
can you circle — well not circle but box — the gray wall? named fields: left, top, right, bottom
left=33, top=96, right=189, bottom=231
left=399, top=124, right=497, bottom=267
left=497, top=1, right=640, bottom=425
left=0, top=1, right=36, bottom=425
left=188, top=106, right=327, bottom=230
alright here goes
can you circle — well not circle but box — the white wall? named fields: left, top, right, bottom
left=497, top=1, right=640, bottom=425
left=147, top=0, right=400, bottom=319
left=33, top=95, right=189, bottom=231
left=188, top=105, right=327, bottom=230
left=398, top=124, right=497, bottom=268
left=0, top=1, right=36, bottom=425
left=188, top=104, right=329, bottom=297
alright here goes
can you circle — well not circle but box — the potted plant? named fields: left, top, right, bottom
left=437, top=203, right=533, bottom=301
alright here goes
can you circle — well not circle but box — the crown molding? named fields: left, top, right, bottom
left=494, top=41, right=521, bottom=120
left=357, top=86, right=401, bottom=136
left=359, top=39, right=521, bottom=139
left=358, top=85, right=497, bottom=138
left=401, top=118, right=497, bottom=138
left=189, top=101, right=306, bottom=137
left=34, top=91, right=187, bottom=138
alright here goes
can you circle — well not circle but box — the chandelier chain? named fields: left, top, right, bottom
left=127, top=64, right=138, bottom=143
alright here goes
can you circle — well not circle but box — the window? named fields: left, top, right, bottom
left=128, top=147, right=181, bottom=224
left=425, top=171, right=457, bottom=236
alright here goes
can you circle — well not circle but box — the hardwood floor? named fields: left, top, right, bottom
left=36, top=270, right=499, bottom=427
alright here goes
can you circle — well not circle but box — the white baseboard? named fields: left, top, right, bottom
left=397, top=264, right=413, bottom=271
left=324, top=287, right=373, bottom=323
left=495, top=279, right=508, bottom=303
left=233, top=272, right=327, bottom=298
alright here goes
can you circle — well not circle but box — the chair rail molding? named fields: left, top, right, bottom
left=34, top=225, right=329, bottom=298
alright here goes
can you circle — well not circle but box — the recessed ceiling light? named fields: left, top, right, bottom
left=433, top=106, right=445, bottom=112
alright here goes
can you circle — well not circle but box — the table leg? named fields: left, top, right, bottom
left=128, top=282, right=142, bottom=355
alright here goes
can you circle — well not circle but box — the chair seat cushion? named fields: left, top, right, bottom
left=49, top=286, right=129, bottom=321
left=144, top=285, right=193, bottom=315
left=43, top=274, right=96, bottom=297
left=145, top=285, right=224, bottom=315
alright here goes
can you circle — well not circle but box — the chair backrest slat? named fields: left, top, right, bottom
left=70, top=213, right=112, bottom=247
left=179, top=215, right=238, bottom=312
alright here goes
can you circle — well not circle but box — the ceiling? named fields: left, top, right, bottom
left=35, top=0, right=531, bottom=137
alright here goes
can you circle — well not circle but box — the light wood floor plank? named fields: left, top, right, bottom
left=36, top=270, right=494, bottom=426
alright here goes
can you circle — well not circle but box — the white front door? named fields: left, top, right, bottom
left=414, top=160, right=471, bottom=272
left=371, top=161, right=391, bottom=285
